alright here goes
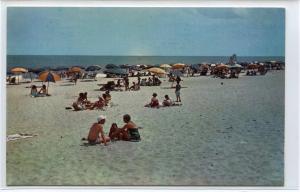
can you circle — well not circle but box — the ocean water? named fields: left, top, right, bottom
left=7, top=55, right=285, bottom=70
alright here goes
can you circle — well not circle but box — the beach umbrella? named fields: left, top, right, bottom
left=160, top=64, right=171, bottom=69
left=228, top=64, right=242, bottom=69
left=105, top=64, right=119, bottom=69
left=247, top=64, right=258, bottom=69
left=11, top=67, right=28, bottom=73
left=172, top=63, right=186, bottom=69
left=86, top=65, right=102, bottom=71
left=104, top=68, right=128, bottom=75
left=69, top=66, right=82, bottom=73
left=38, top=71, right=61, bottom=94
left=216, top=64, right=229, bottom=69
left=11, top=67, right=28, bottom=84
left=147, top=67, right=166, bottom=75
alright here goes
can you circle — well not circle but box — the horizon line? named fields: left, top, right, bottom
left=7, top=54, right=285, bottom=57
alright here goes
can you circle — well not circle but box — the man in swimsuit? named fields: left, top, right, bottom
left=87, top=115, right=110, bottom=145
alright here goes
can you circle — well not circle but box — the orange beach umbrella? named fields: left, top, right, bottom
left=69, top=66, right=82, bottom=73
left=172, top=63, right=186, bottom=69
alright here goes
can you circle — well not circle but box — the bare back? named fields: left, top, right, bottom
left=88, top=123, right=103, bottom=141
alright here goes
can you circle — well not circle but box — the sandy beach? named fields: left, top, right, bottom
left=6, top=71, right=284, bottom=186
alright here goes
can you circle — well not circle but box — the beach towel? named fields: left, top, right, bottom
left=7, top=133, right=38, bottom=142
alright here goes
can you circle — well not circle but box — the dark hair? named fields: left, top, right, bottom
left=32, top=85, right=36, bottom=89
left=165, top=95, right=169, bottom=99
left=152, top=93, right=157, bottom=97
left=105, top=90, right=110, bottom=94
left=79, top=92, right=84, bottom=97
left=42, top=85, right=46, bottom=89
left=102, top=94, right=106, bottom=99
left=123, top=114, right=131, bottom=123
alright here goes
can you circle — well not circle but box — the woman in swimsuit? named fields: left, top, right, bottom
left=109, top=114, right=141, bottom=141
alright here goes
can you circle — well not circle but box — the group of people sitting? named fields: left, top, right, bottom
left=72, top=91, right=112, bottom=111
left=140, top=75, right=162, bottom=86
left=144, top=92, right=180, bottom=108
left=30, top=85, right=49, bottom=97
left=83, top=114, right=141, bottom=145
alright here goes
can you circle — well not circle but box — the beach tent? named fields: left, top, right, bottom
left=147, top=67, right=166, bottom=75
left=11, top=67, right=28, bottom=84
left=38, top=71, right=61, bottom=94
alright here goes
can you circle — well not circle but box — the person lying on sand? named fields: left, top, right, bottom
left=109, top=114, right=141, bottom=142
left=85, top=115, right=110, bottom=145
left=144, top=93, right=159, bottom=108
left=162, top=95, right=174, bottom=106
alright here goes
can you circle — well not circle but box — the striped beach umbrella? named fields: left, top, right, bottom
left=38, top=71, right=61, bottom=94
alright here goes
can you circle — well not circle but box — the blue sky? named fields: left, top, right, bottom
left=7, top=7, right=285, bottom=56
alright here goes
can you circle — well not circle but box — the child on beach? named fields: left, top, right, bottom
left=85, top=115, right=110, bottom=145
left=144, top=93, right=159, bottom=108
left=175, top=82, right=181, bottom=102
left=109, top=114, right=141, bottom=142
left=162, top=95, right=174, bottom=106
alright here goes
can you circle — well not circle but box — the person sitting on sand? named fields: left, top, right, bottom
left=72, top=93, right=86, bottom=111
left=129, top=82, right=140, bottom=91
left=30, top=85, right=38, bottom=97
left=109, top=114, right=141, bottom=141
left=38, top=85, right=47, bottom=96
left=104, top=90, right=111, bottom=102
left=162, top=95, right=174, bottom=106
left=82, top=92, right=91, bottom=105
left=144, top=93, right=159, bottom=108
left=86, top=115, right=110, bottom=145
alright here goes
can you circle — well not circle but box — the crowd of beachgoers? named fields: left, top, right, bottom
left=6, top=58, right=285, bottom=146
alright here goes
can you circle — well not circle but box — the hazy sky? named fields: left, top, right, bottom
left=7, top=7, right=285, bottom=56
